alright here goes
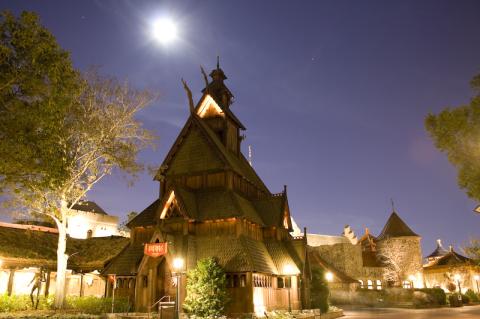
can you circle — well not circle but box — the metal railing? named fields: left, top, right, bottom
left=149, top=295, right=175, bottom=319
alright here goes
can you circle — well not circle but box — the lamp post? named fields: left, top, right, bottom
left=454, top=274, right=462, bottom=302
left=173, top=257, right=184, bottom=319
left=474, top=275, right=480, bottom=293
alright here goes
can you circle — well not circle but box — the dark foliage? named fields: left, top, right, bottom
left=310, top=266, right=329, bottom=313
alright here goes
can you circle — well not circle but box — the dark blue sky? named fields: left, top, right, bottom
left=3, top=0, right=480, bottom=255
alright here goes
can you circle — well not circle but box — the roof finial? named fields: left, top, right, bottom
left=436, top=239, right=443, bottom=248
left=390, top=198, right=396, bottom=212
left=248, top=145, right=253, bottom=167
left=217, top=56, right=220, bottom=69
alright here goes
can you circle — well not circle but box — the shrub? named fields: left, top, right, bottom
left=310, top=267, right=329, bottom=313
left=448, top=294, right=463, bottom=307
left=183, top=258, right=229, bottom=318
left=0, top=294, right=54, bottom=312
left=65, top=296, right=131, bottom=314
left=465, top=289, right=479, bottom=302
left=0, top=295, right=130, bottom=314
left=414, top=288, right=446, bottom=305
left=413, top=291, right=433, bottom=307
left=461, top=294, right=470, bottom=304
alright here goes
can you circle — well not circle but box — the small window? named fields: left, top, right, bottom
left=129, top=278, right=135, bottom=289
left=142, top=275, right=148, bottom=288
left=240, top=274, right=246, bottom=287
left=226, top=274, right=233, bottom=288
left=402, top=281, right=411, bottom=289
left=359, top=280, right=364, bottom=289
left=367, top=280, right=373, bottom=290
left=87, top=229, right=93, bottom=239
left=376, top=280, right=382, bottom=290
left=278, top=277, right=285, bottom=288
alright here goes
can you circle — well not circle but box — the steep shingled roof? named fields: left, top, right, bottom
left=170, top=185, right=285, bottom=227
left=126, top=198, right=161, bottom=228
left=425, top=239, right=449, bottom=259
left=424, top=250, right=473, bottom=269
left=377, top=212, right=419, bottom=240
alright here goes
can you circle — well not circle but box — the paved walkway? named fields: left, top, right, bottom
left=343, top=305, right=480, bottom=319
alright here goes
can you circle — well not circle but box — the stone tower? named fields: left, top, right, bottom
left=376, top=211, right=424, bottom=287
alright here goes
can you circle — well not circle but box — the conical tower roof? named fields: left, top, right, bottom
left=377, top=211, right=419, bottom=240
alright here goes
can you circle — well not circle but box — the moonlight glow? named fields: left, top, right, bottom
left=152, top=18, right=177, bottom=44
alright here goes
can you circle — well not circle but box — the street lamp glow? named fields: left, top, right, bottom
left=173, top=257, right=184, bottom=271
left=474, top=275, right=480, bottom=281
left=454, top=274, right=461, bottom=281
left=0, top=259, right=3, bottom=268
left=152, top=18, right=177, bottom=44
left=325, top=272, right=334, bottom=282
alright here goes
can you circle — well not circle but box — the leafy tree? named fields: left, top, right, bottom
left=118, top=211, right=138, bottom=234
left=310, top=266, right=329, bottom=314
left=183, top=258, right=229, bottom=317
left=462, top=238, right=480, bottom=264
left=425, top=73, right=480, bottom=201
left=0, top=11, right=156, bottom=308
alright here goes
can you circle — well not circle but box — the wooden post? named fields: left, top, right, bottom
left=7, top=269, right=15, bottom=296
left=79, top=273, right=84, bottom=297
left=44, top=271, right=51, bottom=297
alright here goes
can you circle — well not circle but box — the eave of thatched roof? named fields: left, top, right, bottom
left=0, top=224, right=129, bottom=272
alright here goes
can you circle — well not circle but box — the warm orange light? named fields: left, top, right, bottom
left=160, top=191, right=176, bottom=219
left=197, top=95, right=224, bottom=118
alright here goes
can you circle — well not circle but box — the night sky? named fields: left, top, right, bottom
left=3, top=0, right=480, bottom=256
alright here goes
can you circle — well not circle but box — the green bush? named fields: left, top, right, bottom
left=65, top=296, right=131, bottom=314
left=414, top=288, right=446, bottom=305
left=310, top=267, right=329, bottom=313
left=465, top=289, right=479, bottom=302
left=0, top=294, right=54, bottom=312
left=461, top=294, right=470, bottom=304
left=0, top=295, right=130, bottom=314
left=448, top=294, right=463, bottom=307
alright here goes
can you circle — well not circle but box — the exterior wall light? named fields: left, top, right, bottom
left=325, top=272, right=334, bottom=282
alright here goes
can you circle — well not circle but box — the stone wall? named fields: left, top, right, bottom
left=310, top=243, right=363, bottom=279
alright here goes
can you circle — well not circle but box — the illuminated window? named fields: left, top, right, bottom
left=376, top=280, right=382, bottom=290
left=359, top=280, right=364, bottom=289
left=402, top=281, right=411, bottom=289
left=367, top=280, right=373, bottom=290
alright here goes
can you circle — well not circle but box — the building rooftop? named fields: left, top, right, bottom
left=72, top=201, right=108, bottom=215
left=377, top=211, right=419, bottom=240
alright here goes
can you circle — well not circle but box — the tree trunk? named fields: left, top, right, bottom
left=53, top=202, right=69, bottom=309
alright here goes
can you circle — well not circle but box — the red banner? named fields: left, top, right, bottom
left=144, top=242, right=168, bottom=258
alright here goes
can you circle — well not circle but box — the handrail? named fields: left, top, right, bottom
left=151, top=295, right=173, bottom=309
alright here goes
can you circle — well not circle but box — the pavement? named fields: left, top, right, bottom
left=342, top=305, right=480, bottom=319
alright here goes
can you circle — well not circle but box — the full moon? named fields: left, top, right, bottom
left=152, top=18, right=177, bottom=44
